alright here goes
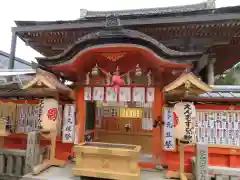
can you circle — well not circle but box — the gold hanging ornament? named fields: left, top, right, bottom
left=135, top=64, right=142, bottom=76
left=91, top=64, right=99, bottom=76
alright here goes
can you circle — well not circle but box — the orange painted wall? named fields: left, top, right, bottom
left=3, top=98, right=240, bottom=173
left=152, top=88, right=164, bottom=162
left=1, top=98, right=74, bottom=160
left=161, top=103, right=240, bottom=173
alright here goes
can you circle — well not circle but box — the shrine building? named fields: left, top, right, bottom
left=6, top=0, right=240, bottom=173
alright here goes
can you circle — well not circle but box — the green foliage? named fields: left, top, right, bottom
left=215, top=71, right=236, bottom=85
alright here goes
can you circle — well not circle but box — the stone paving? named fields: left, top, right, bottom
left=21, top=165, right=168, bottom=180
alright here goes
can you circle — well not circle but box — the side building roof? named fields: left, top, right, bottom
left=166, top=85, right=240, bottom=102
left=0, top=50, right=32, bottom=69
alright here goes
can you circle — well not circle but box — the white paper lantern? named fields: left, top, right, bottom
left=173, top=102, right=196, bottom=142
left=40, top=98, right=59, bottom=131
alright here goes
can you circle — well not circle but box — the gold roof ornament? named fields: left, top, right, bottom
left=163, top=72, right=212, bottom=97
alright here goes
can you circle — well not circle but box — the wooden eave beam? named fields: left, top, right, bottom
left=12, top=13, right=240, bottom=33
left=0, top=88, right=58, bottom=98
left=165, top=96, right=240, bottom=102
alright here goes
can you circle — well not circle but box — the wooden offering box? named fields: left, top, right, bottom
left=73, top=142, right=141, bottom=180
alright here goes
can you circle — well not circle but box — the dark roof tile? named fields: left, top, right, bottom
left=81, top=2, right=209, bottom=19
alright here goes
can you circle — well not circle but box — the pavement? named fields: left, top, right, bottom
left=21, top=164, right=168, bottom=180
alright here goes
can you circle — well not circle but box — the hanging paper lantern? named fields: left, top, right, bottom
left=91, top=64, right=99, bottom=76
left=173, top=102, right=196, bottom=143
left=135, top=64, right=142, bottom=76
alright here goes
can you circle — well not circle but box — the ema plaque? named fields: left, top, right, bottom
left=196, top=143, right=208, bottom=180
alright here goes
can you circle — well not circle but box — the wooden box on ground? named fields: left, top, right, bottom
left=73, top=142, right=141, bottom=180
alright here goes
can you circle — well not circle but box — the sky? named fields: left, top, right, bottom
left=0, top=0, right=239, bottom=63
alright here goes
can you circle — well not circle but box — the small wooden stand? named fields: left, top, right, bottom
left=179, top=142, right=188, bottom=180
left=32, top=130, right=65, bottom=175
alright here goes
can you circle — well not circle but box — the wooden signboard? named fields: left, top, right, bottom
left=194, top=110, right=240, bottom=147
left=166, top=108, right=240, bottom=148
left=25, top=131, right=40, bottom=174
left=119, top=108, right=143, bottom=118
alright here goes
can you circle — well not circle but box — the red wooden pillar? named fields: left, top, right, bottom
left=152, top=88, right=164, bottom=163
left=76, top=87, right=86, bottom=143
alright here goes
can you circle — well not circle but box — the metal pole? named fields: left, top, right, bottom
left=8, top=32, right=17, bottom=69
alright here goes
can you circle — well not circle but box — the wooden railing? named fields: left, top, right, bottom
left=0, top=148, right=26, bottom=179
left=0, top=132, right=45, bottom=180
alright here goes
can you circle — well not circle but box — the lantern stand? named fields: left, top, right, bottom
left=32, top=130, right=66, bottom=175
left=163, top=72, right=213, bottom=180
left=179, top=138, right=192, bottom=180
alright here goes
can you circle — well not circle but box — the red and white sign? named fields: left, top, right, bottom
left=83, top=86, right=155, bottom=103
left=106, top=87, right=117, bottom=102
left=119, top=87, right=131, bottom=102
left=133, top=87, right=145, bottom=102
left=93, top=87, right=104, bottom=101
left=146, top=88, right=155, bottom=103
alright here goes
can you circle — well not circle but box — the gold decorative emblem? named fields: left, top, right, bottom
left=101, top=52, right=126, bottom=61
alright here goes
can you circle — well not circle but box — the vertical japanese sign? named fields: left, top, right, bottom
left=183, top=103, right=194, bottom=142
left=163, top=107, right=175, bottom=151
left=62, top=104, right=76, bottom=143
left=196, top=143, right=208, bottom=180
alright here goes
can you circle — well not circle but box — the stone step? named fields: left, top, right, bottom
left=211, top=175, right=240, bottom=180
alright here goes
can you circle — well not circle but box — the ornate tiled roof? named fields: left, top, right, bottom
left=164, top=85, right=240, bottom=100
left=80, top=1, right=214, bottom=19
left=36, top=29, right=202, bottom=67
left=199, top=85, right=240, bottom=99
left=0, top=69, right=74, bottom=98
